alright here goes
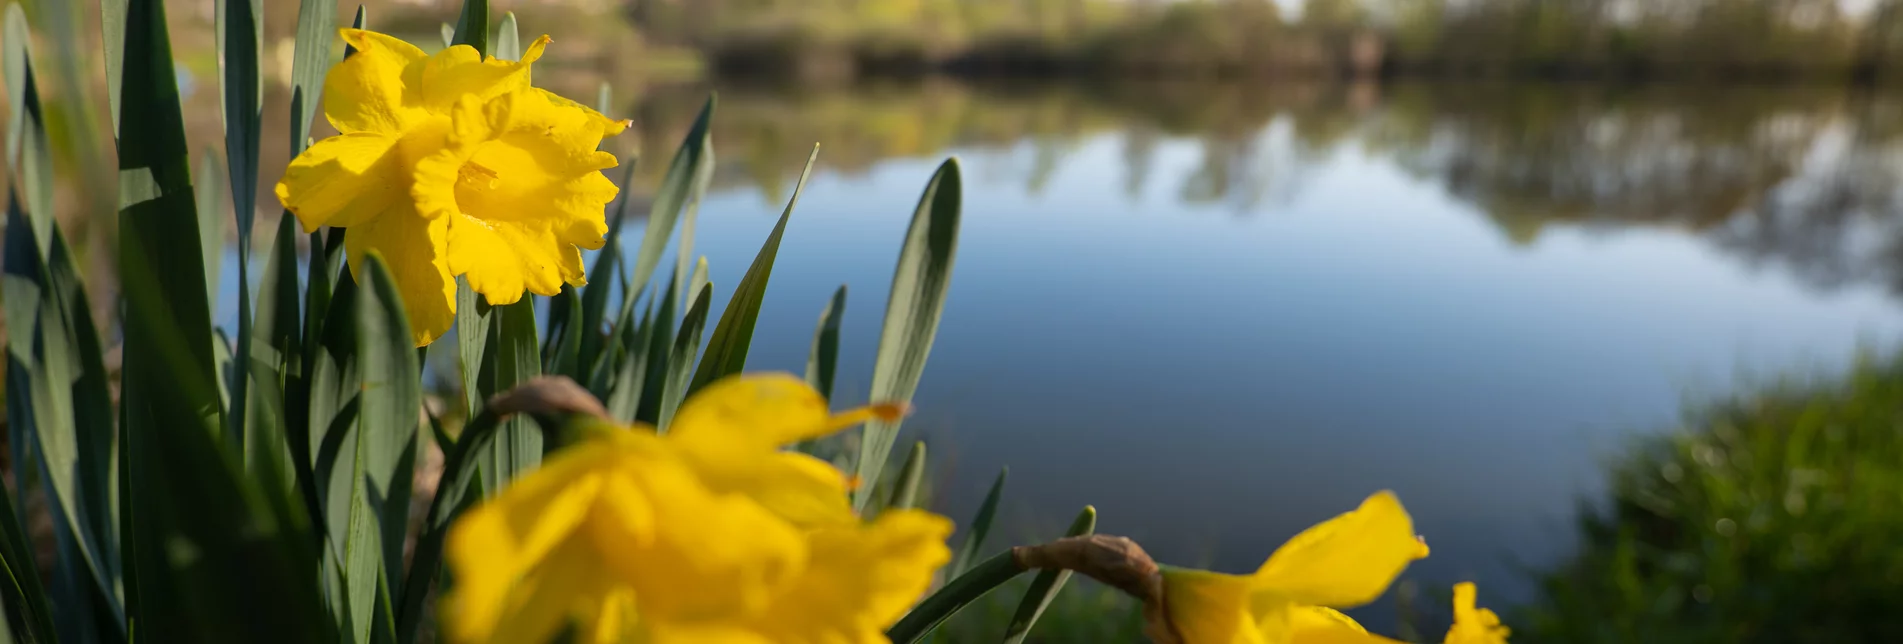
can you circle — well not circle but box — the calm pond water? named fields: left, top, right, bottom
left=208, top=79, right=1903, bottom=618
left=610, top=81, right=1903, bottom=610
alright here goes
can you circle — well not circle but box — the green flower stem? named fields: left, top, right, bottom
left=887, top=551, right=1027, bottom=644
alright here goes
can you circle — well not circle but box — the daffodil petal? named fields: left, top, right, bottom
left=669, top=374, right=905, bottom=447
left=1287, top=606, right=1401, bottom=644
left=447, top=216, right=579, bottom=303
left=343, top=209, right=454, bottom=346
left=1446, top=583, right=1510, bottom=644
left=275, top=132, right=401, bottom=232
left=677, top=441, right=857, bottom=527
left=442, top=445, right=622, bottom=643
left=327, top=29, right=428, bottom=133
left=417, top=43, right=534, bottom=113
left=592, top=453, right=808, bottom=622
left=480, top=536, right=613, bottom=644
left=1253, top=491, right=1424, bottom=608
left=749, top=509, right=954, bottom=641
left=1162, top=568, right=1267, bottom=644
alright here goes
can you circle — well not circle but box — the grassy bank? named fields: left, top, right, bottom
left=1520, top=352, right=1903, bottom=643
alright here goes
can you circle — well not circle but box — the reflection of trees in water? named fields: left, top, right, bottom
left=626, top=80, right=1903, bottom=297
left=1707, top=99, right=1903, bottom=294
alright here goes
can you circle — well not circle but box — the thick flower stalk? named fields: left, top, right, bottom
left=1160, top=491, right=1431, bottom=643
left=441, top=374, right=954, bottom=643
left=276, top=29, right=628, bottom=346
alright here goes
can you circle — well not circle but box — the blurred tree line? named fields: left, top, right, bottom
left=613, top=0, right=1903, bottom=81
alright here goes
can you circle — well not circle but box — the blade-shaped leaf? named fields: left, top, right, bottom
left=451, top=0, right=488, bottom=56
left=480, top=298, right=542, bottom=490
left=657, top=283, right=714, bottom=430
left=337, top=253, right=421, bottom=644
left=456, top=278, right=492, bottom=416
left=217, top=0, right=262, bottom=241
left=548, top=286, right=584, bottom=379
left=854, top=159, right=963, bottom=510
left=686, top=147, right=818, bottom=395
left=219, top=0, right=264, bottom=463
left=1001, top=506, right=1098, bottom=644
left=586, top=157, right=647, bottom=377
left=194, top=150, right=225, bottom=311
left=949, top=467, right=1006, bottom=577
left=493, top=11, right=519, bottom=61
left=98, top=0, right=127, bottom=133
left=4, top=3, right=52, bottom=248
left=116, top=0, right=330, bottom=637
left=288, top=0, right=336, bottom=155
left=633, top=268, right=679, bottom=424
left=629, top=95, right=714, bottom=294
left=0, top=441, right=56, bottom=642
left=4, top=192, right=119, bottom=637
left=685, top=255, right=709, bottom=315
left=806, top=285, right=846, bottom=401
left=605, top=302, right=654, bottom=422
left=249, top=214, right=305, bottom=514
left=887, top=441, right=925, bottom=510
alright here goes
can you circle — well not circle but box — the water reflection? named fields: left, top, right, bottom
left=597, top=81, right=1903, bottom=299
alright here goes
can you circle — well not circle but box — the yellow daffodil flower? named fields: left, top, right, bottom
left=1160, top=491, right=1429, bottom=644
left=1444, top=582, right=1509, bottom=644
left=442, top=373, right=954, bottom=644
left=276, top=29, right=627, bottom=346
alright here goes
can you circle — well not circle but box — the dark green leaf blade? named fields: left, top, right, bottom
left=657, top=283, right=714, bottom=430
left=349, top=254, right=421, bottom=642
left=249, top=214, right=306, bottom=516
left=4, top=3, right=53, bottom=246
left=1001, top=506, right=1098, bottom=644
left=456, top=278, right=492, bottom=416
left=116, top=0, right=330, bottom=637
left=950, top=467, right=1006, bottom=577
left=887, top=441, right=925, bottom=510
left=288, top=0, right=336, bottom=154
left=481, top=298, right=542, bottom=490
left=686, top=146, right=819, bottom=395
left=854, top=158, right=963, bottom=510
left=217, top=0, right=262, bottom=241
left=450, top=0, right=488, bottom=56
left=218, top=0, right=264, bottom=462
left=806, top=285, right=847, bottom=401
left=581, top=159, right=639, bottom=374
left=629, top=95, right=714, bottom=294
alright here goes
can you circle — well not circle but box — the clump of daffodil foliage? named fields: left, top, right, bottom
left=0, top=0, right=1508, bottom=642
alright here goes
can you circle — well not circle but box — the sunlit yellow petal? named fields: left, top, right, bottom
left=1287, top=606, right=1401, bottom=644
left=669, top=374, right=906, bottom=447
left=275, top=132, right=401, bottom=232
left=326, top=29, right=428, bottom=133
left=416, top=42, right=533, bottom=113
left=446, top=217, right=576, bottom=304
left=1162, top=568, right=1267, bottom=644
left=590, top=455, right=807, bottom=622
left=1253, top=491, right=1424, bottom=608
left=750, top=510, right=953, bottom=642
left=343, top=210, right=454, bottom=346
left=1445, top=583, right=1509, bottom=644
left=676, top=441, right=857, bottom=527
left=442, top=445, right=622, bottom=643
left=480, top=537, right=612, bottom=644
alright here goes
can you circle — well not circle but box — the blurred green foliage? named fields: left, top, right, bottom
left=1520, top=353, right=1903, bottom=643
